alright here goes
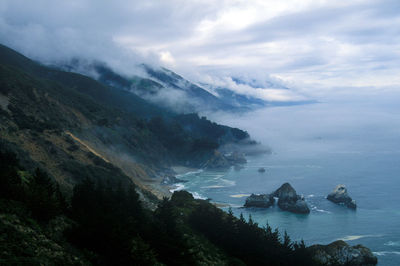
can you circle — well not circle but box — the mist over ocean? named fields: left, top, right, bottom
left=174, top=98, right=400, bottom=265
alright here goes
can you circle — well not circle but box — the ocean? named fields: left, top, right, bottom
left=172, top=100, right=400, bottom=265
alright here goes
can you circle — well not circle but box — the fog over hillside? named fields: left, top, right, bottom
left=2, top=0, right=400, bottom=106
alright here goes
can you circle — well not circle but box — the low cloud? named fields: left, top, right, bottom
left=1, top=0, right=400, bottom=102
left=209, top=90, right=400, bottom=156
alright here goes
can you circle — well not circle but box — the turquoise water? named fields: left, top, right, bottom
left=174, top=102, right=400, bottom=265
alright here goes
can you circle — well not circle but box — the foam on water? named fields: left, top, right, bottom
left=230, top=194, right=251, bottom=198
left=337, top=235, right=383, bottom=241
left=201, top=185, right=226, bottom=189
left=373, top=251, right=400, bottom=256
left=169, top=183, right=185, bottom=193
left=190, top=191, right=207, bottom=200
left=385, top=241, right=400, bottom=247
left=311, top=206, right=331, bottom=214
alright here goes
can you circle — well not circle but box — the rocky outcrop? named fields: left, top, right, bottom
left=161, top=175, right=187, bottom=185
left=258, top=167, right=266, bottom=173
left=309, top=240, right=377, bottom=266
left=225, top=151, right=247, bottom=165
left=244, top=183, right=310, bottom=214
left=327, top=185, right=357, bottom=209
left=272, top=183, right=310, bottom=214
left=204, top=150, right=248, bottom=170
left=244, top=194, right=275, bottom=208
left=204, top=151, right=231, bottom=169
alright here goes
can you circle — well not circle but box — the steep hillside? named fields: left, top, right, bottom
left=0, top=149, right=318, bottom=265
left=63, top=60, right=245, bottom=113
left=0, top=44, right=251, bottom=200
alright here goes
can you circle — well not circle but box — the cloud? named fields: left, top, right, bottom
left=0, top=0, right=400, bottom=100
left=208, top=90, right=400, bottom=156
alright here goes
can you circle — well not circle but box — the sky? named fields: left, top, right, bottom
left=1, top=0, right=400, bottom=102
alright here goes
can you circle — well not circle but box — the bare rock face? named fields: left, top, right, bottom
left=272, top=183, right=298, bottom=200
left=244, top=194, right=275, bottom=208
left=161, top=175, right=187, bottom=185
left=204, top=151, right=231, bottom=169
left=225, top=151, right=247, bottom=165
left=327, top=185, right=357, bottom=209
left=309, top=240, right=377, bottom=266
left=272, top=183, right=310, bottom=214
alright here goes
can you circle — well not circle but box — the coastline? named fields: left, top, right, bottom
left=171, top=165, right=200, bottom=175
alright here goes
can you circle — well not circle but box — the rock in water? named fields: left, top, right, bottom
left=258, top=167, right=266, bottom=173
left=327, top=184, right=357, bottom=209
left=244, top=194, right=275, bottom=208
left=309, top=240, right=377, bottom=266
left=272, top=183, right=310, bottom=214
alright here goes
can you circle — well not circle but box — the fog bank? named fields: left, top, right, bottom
left=209, top=90, right=400, bottom=157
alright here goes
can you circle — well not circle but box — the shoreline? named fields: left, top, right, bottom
left=171, top=165, right=200, bottom=175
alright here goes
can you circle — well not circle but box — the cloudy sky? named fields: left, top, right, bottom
left=1, top=0, right=400, bottom=101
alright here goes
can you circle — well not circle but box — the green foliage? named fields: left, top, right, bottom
left=68, top=179, right=146, bottom=265
left=0, top=44, right=319, bottom=265
left=0, top=149, right=318, bottom=265
left=188, top=199, right=316, bottom=266
left=0, top=43, right=255, bottom=169
left=0, top=150, right=66, bottom=222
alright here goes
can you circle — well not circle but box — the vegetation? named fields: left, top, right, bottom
left=0, top=43, right=250, bottom=168
left=0, top=149, right=319, bottom=265
left=0, top=43, right=320, bottom=265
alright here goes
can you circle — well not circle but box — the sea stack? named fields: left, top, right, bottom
left=244, top=182, right=310, bottom=214
left=327, top=185, right=357, bottom=209
left=272, top=183, right=310, bottom=214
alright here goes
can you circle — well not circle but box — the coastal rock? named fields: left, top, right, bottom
left=244, top=194, right=275, bottom=208
left=327, top=185, right=357, bottom=209
left=272, top=183, right=310, bottom=214
left=234, top=164, right=244, bottom=171
left=161, top=175, right=187, bottom=185
left=225, top=151, right=247, bottom=165
left=309, top=240, right=377, bottom=266
left=204, top=151, right=231, bottom=169
left=258, top=167, right=266, bottom=173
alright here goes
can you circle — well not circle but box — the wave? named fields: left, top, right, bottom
left=311, top=206, right=331, bottom=214
left=190, top=191, right=207, bottom=200
left=169, top=183, right=185, bottom=193
left=220, top=178, right=236, bottom=186
left=230, top=194, right=251, bottom=198
left=337, top=234, right=383, bottom=241
left=212, top=174, right=225, bottom=179
left=373, top=251, right=400, bottom=256
left=384, top=241, right=400, bottom=247
left=201, top=185, right=226, bottom=189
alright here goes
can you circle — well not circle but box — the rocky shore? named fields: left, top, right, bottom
left=309, top=240, right=377, bottom=265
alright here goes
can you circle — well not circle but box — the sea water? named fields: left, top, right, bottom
left=173, top=100, right=400, bottom=265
